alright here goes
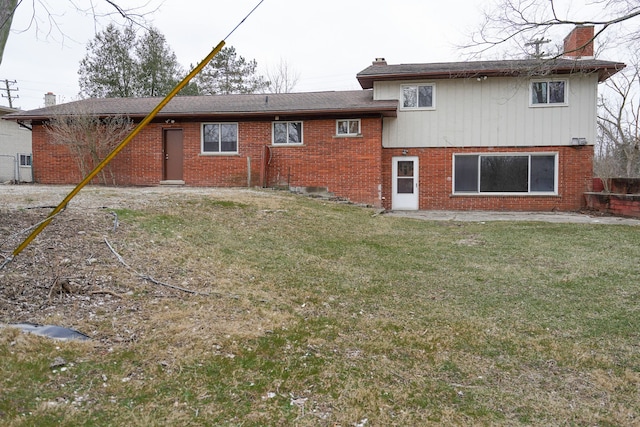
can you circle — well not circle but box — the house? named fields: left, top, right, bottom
left=0, top=105, right=32, bottom=183
left=3, top=26, right=625, bottom=211
left=357, top=25, right=625, bottom=211
left=5, top=91, right=397, bottom=206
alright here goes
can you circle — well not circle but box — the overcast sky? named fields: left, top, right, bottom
left=0, top=0, right=614, bottom=111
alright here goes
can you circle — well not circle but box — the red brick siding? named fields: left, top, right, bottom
left=267, top=118, right=383, bottom=206
left=31, top=118, right=384, bottom=207
left=32, top=125, right=84, bottom=184
left=381, top=146, right=593, bottom=211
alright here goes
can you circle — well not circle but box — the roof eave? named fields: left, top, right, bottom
left=171, top=106, right=398, bottom=119
left=5, top=106, right=399, bottom=122
left=357, top=62, right=628, bottom=88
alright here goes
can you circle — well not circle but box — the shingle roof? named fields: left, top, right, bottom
left=4, top=90, right=398, bottom=121
left=356, top=58, right=626, bottom=89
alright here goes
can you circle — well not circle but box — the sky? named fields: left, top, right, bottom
left=0, top=0, right=487, bottom=110
left=0, top=0, right=619, bottom=111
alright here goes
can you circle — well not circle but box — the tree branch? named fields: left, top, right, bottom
left=104, top=237, right=209, bottom=296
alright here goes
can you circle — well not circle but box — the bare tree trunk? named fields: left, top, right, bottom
left=0, top=0, right=19, bottom=66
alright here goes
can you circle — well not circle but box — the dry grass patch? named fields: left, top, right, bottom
left=1, top=187, right=640, bottom=425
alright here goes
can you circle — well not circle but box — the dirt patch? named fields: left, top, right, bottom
left=0, top=185, right=289, bottom=345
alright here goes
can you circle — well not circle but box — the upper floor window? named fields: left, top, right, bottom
left=401, top=84, right=434, bottom=109
left=19, top=154, right=32, bottom=167
left=273, top=121, right=303, bottom=145
left=531, top=80, right=567, bottom=106
left=336, top=119, right=361, bottom=136
left=202, top=123, right=238, bottom=154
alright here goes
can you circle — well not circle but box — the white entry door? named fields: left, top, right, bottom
left=392, top=157, right=419, bottom=210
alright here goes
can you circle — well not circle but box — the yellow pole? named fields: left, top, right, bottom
left=6, top=40, right=226, bottom=263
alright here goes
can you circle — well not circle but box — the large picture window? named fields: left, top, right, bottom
left=202, top=123, right=238, bottom=154
left=401, top=84, right=434, bottom=109
left=453, top=154, right=557, bottom=194
left=531, top=80, right=567, bottom=106
left=273, top=121, right=303, bottom=145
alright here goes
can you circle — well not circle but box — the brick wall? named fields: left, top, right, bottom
left=32, top=125, right=84, bottom=184
left=381, top=146, right=593, bottom=211
left=31, top=118, right=385, bottom=207
left=267, top=118, right=383, bottom=206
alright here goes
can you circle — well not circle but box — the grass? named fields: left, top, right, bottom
left=2, top=190, right=640, bottom=426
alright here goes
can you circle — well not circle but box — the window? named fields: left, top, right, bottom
left=19, top=154, right=32, bottom=167
left=401, top=84, right=434, bottom=109
left=273, top=121, right=303, bottom=145
left=336, top=119, right=361, bottom=136
left=453, top=154, right=557, bottom=194
left=202, top=123, right=238, bottom=154
left=531, top=80, right=567, bottom=105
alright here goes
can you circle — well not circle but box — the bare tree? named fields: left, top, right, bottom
left=0, top=0, right=158, bottom=64
left=266, top=58, right=300, bottom=94
left=465, top=0, right=640, bottom=185
left=45, top=104, right=133, bottom=185
left=595, top=57, right=640, bottom=184
left=465, top=0, right=640, bottom=58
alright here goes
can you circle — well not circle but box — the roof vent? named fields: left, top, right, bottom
left=373, top=58, right=387, bottom=66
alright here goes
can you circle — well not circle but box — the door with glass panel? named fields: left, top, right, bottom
left=392, top=157, right=419, bottom=210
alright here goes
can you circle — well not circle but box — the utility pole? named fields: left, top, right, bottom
left=1, top=79, right=18, bottom=108
left=525, top=38, right=551, bottom=59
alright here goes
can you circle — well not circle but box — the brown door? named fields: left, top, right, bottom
left=163, top=129, right=183, bottom=181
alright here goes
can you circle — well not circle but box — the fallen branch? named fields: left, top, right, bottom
left=110, top=211, right=119, bottom=232
left=104, top=237, right=208, bottom=296
left=89, top=289, right=124, bottom=298
left=48, top=277, right=74, bottom=302
left=104, top=238, right=129, bottom=268
left=138, top=274, right=205, bottom=295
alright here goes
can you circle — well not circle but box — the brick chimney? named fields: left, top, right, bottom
left=563, top=25, right=594, bottom=59
left=372, top=58, right=387, bottom=66
left=44, top=92, right=56, bottom=107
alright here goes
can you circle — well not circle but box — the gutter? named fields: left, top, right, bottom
left=4, top=105, right=400, bottom=122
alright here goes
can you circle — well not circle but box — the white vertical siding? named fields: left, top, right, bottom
left=375, top=74, right=598, bottom=148
left=0, top=116, right=33, bottom=182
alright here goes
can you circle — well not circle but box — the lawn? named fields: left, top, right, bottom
left=1, top=188, right=639, bottom=426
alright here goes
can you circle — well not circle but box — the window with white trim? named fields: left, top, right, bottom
left=19, top=154, right=32, bottom=167
left=453, top=153, right=557, bottom=194
left=273, top=121, right=303, bottom=145
left=336, top=119, right=360, bottom=136
left=202, top=123, right=238, bottom=154
left=401, top=84, right=435, bottom=109
left=530, top=80, right=567, bottom=106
